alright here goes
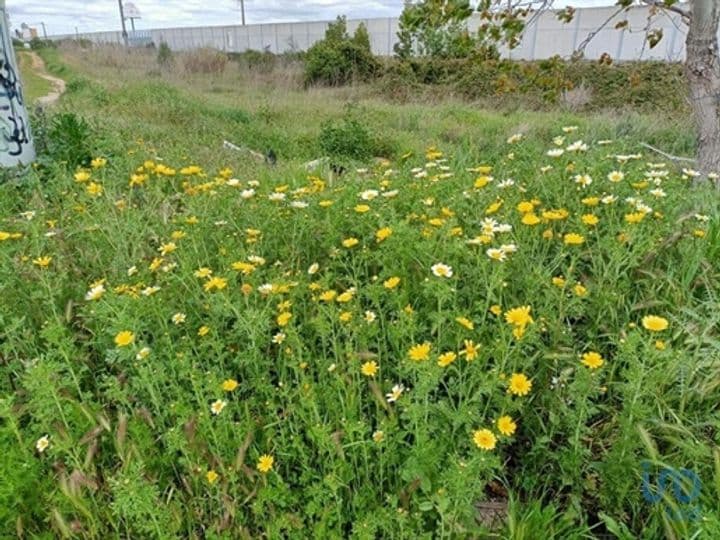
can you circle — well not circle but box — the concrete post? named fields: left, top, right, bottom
left=0, top=0, right=35, bottom=167
left=118, top=0, right=129, bottom=46
left=616, top=26, right=626, bottom=61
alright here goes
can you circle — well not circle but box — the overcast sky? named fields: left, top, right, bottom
left=8, top=1, right=399, bottom=35
left=8, top=1, right=614, bottom=37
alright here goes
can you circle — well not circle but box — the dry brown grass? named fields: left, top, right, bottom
left=182, top=47, right=229, bottom=75
left=75, top=43, right=157, bottom=71
left=560, top=83, right=593, bottom=112
left=57, top=43, right=305, bottom=94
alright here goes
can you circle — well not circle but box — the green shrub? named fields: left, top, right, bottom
left=319, top=117, right=373, bottom=161
left=352, top=22, right=372, bottom=52
left=29, top=37, right=44, bottom=50
left=318, top=105, right=393, bottom=162
left=376, top=57, right=687, bottom=113
left=46, top=112, right=94, bottom=169
left=407, top=57, right=466, bottom=84
left=228, top=50, right=305, bottom=75
left=304, top=17, right=379, bottom=86
left=235, top=49, right=276, bottom=72
left=375, top=60, right=421, bottom=102
left=0, top=420, right=49, bottom=533
left=157, top=41, right=173, bottom=67
left=65, top=76, right=91, bottom=94
left=29, top=38, right=58, bottom=50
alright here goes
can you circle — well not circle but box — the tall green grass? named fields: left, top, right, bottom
left=0, top=45, right=717, bottom=538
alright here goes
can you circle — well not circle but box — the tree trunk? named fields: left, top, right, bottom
left=686, top=0, right=720, bottom=181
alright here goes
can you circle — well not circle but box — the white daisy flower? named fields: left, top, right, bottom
left=431, top=263, right=453, bottom=278
left=386, top=384, right=405, bottom=403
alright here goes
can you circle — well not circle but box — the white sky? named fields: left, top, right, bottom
left=8, top=1, right=616, bottom=37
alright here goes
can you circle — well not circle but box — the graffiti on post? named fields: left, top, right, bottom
left=0, top=5, right=34, bottom=166
left=0, top=112, right=30, bottom=156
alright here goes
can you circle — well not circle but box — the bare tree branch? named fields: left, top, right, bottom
left=639, top=6, right=655, bottom=59
left=574, top=6, right=628, bottom=56
left=640, top=142, right=696, bottom=163
left=522, top=0, right=555, bottom=29
left=641, top=0, right=691, bottom=21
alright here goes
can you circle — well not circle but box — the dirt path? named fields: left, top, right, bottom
left=27, top=51, right=66, bottom=106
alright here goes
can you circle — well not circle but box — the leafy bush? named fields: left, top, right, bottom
left=318, top=105, right=394, bottom=162
left=233, top=49, right=277, bottom=72
left=304, top=17, right=379, bottom=86
left=182, top=48, right=228, bottom=75
left=374, top=60, right=421, bottom=102
left=227, top=50, right=305, bottom=79
left=65, top=76, right=92, bottom=94
left=0, top=419, right=49, bottom=533
left=405, top=57, right=467, bottom=84
left=29, top=37, right=57, bottom=50
left=319, top=117, right=373, bottom=161
left=45, top=112, right=94, bottom=169
left=26, top=109, right=95, bottom=176
left=374, top=57, right=687, bottom=113
left=157, top=41, right=173, bottom=67
left=460, top=57, right=687, bottom=111
left=352, top=21, right=372, bottom=52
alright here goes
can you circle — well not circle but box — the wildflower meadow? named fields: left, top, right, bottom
left=1, top=44, right=720, bottom=539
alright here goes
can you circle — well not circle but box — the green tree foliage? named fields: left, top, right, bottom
left=304, top=17, right=379, bottom=86
left=395, top=0, right=531, bottom=60
left=352, top=21, right=372, bottom=52
left=395, top=0, right=475, bottom=59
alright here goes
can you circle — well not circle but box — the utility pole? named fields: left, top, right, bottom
left=118, top=0, right=128, bottom=46
left=0, top=0, right=35, bottom=166
left=239, top=0, right=246, bottom=26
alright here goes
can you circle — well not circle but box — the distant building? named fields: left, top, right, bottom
left=19, top=23, right=37, bottom=41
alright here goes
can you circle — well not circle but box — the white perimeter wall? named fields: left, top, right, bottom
left=51, top=6, right=690, bottom=62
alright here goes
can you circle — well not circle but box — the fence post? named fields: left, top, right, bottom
left=528, top=12, right=540, bottom=60
left=667, top=16, right=679, bottom=61
left=616, top=26, right=626, bottom=60
left=0, top=0, right=35, bottom=167
left=571, top=8, right=583, bottom=50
